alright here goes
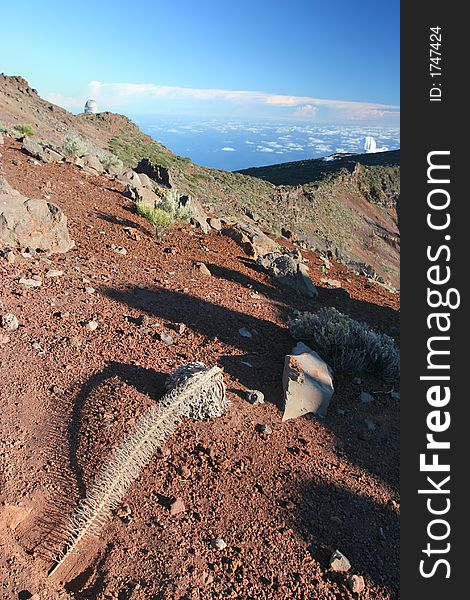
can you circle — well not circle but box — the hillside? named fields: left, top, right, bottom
left=0, top=133, right=399, bottom=600
left=1, top=75, right=399, bottom=288
left=237, top=150, right=400, bottom=187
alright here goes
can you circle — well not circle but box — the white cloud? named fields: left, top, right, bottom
left=221, top=147, right=236, bottom=152
left=80, top=80, right=399, bottom=123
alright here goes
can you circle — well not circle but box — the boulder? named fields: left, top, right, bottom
left=75, top=154, right=105, bottom=175
left=123, top=184, right=160, bottom=209
left=223, top=221, right=278, bottom=258
left=0, top=176, right=74, bottom=253
left=180, top=195, right=209, bottom=233
left=282, top=342, right=334, bottom=420
left=21, top=138, right=63, bottom=163
left=135, top=158, right=172, bottom=188
left=258, top=252, right=318, bottom=298
left=119, top=170, right=143, bottom=187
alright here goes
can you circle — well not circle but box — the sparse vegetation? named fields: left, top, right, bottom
left=288, top=306, right=399, bottom=382
left=13, top=123, right=35, bottom=137
left=62, top=134, right=89, bottom=157
left=136, top=202, right=172, bottom=234
left=0, top=121, right=7, bottom=133
left=136, top=189, right=192, bottom=236
left=99, top=151, right=124, bottom=173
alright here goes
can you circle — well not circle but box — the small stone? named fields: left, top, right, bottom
left=158, top=332, right=175, bottom=346
left=239, top=327, right=252, bottom=339
left=69, top=336, right=82, bottom=348
left=83, top=320, right=98, bottom=331
left=84, top=286, right=96, bottom=294
left=117, top=503, right=132, bottom=519
left=45, top=269, right=64, bottom=278
left=258, top=424, right=272, bottom=435
left=391, top=390, right=400, bottom=400
left=12, top=157, right=21, bottom=166
left=4, top=250, right=15, bottom=264
left=169, top=498, right=186, bottom=515
left=110, top=244, right=127, bottom=255
left=359, top=391, right=374, bottom=404
left=329, top=549, right=351, bottom=572
left=353, top=377, right=362, bottom=385
left=32, top=342, right=42, bottom=351
left=365, top=419, right=377, bottom=431
left=19, top=277, right=42, bottom=288
left=330, top=515, right=343, bottom=525
left=246, top=390, right=265, bottom=405
left=172, top=322, right=186, bottom=334
left=178, top=465, right=190, bottom=478
left=211, top=538, right=227, bottom=550
left=320, top=277, right=342, bottom=288
left=1, top=313, right=19, bottom=330
left=54, top=311, right=70, bottom=319
left=194, top=262, right=211, bottom=276
left=346, top=574, right=365, bottom=594
left=27, top=158, right=40, bottom=166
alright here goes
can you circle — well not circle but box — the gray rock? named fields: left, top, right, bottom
left=45, top=269, right=63, bottom=278
left=119, top=170, right=142, bottom=187
left=135, top=158, right=172, bottom=188
left=258, top=424, right=273, bottom=435
left=391, top=390, right=400, bottom=400
left=0, top=176, right=74, bottom=253
left=210, top=538, right=227, bottom=550
left=124, top=184, right=160, bottom=209
left=258, top=252, right=318, bottom=299
left=329, top=549, right=351, bottom=572
left=1, top=313, right=19, bottom=330
left=19, top=277, right=42, bottom=288
left=169, top=497, right=186, bottom=516
left=194, top=262, right=211, bottom=277
left=158, top=332, right=175, bottom=346
left=223, top=221, right=278, bottom=258
left=22, top=138, right=63, bottom=164
left=208, top=217, right=222, bottom=231
left=246, top=389, right=265, bottom=405
left=282, top=342, right=334, bottom=420
left=346, top=575, right=365, bottom=593
left=75, top=154, right=105, bottom=175
left=180, top=195, right=209, bottom=233
left=12, top=157, right=21, bottom=166
left=239, top=327, right=252, bottom=339
left=320, top=277, right=342, bottom=288
left=360, top=391, right=374, bottom=404
left=83, top=320, right=98, bottom=331
left=84, top=286, right=96, bottom=294
left=110, top=244, right=127, bottom=256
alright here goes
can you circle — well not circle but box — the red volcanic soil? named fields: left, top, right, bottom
left=1, top=138, right=400, bottom=599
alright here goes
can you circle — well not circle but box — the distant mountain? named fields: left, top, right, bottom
left=237, top=150, right=400, bottom=186
left=0, top=74, right=399, bottom=287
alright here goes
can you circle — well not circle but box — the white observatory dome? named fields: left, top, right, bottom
left=84, top=99, right=98, bottom=114
left=364, top=136, right=377, bottom=153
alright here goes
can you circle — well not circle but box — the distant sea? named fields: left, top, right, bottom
left=133, top=116, right=400, bottom=171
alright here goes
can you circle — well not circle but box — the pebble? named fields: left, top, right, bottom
left=45, top=269, right=63, bottom=278
left=84, top=286, right=96, bottom=294
left=353, top=377, right=362, bottom=385
left=174, top=322, right=186, bottom=334
left=83, top=320, right=98, bottom=331
left=19, top=277, right=42, bottom=288
left=391, top=390, right=400, bottom=400
left=110, top=244, right=127, bottom=255
left=246, top=390, right=265, bottom=405
left=12, top=157, right=21, bottom=166
left=194, top=262, right=211, bottom=276
left=158, top=332, right=175, bottom=346
left=169, top=497, right=186, bottom=516
left=239, top=327, right=252, bottom=339
left=320, top=277, right=342, bottom=288
left=178, top=465, right=190, bottom=478
left=1, top=313, right=19, bottom=330
left=346, top=574, right=365, bottom=594
left=4, top=250, right=15, bottom=264
left=329, top=549, right=351, bottom=572
left=364, top=419, right=377, bottom=431
left=359, top=391, right=374, bottom=404
left=27, top=158, right=40, bottom=166
left=210, top=538, right=227, bottom=550
left=258, top=424, right=272, bottom=435
left=31, top=342, right=42, bottom=351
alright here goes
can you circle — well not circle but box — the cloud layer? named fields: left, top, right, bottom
left=47, top=81, right=399, bottom=124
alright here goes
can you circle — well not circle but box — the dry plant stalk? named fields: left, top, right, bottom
left=49, top=363, right=227, bottom=576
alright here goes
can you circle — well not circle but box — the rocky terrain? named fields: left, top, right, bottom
left=1, top=75, right=399, bottom=288
left=1, top=79, right=400, bottom=600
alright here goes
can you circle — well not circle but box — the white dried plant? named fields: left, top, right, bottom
left=49, top=364, right=227, bottom=576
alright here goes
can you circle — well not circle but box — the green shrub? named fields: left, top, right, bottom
left=159, top=189, right=192, bottom=223
left=13, top=123, right=35, bottom=137
left=288, top=306, right=399, bottom=382
left=62, top=134, right=89, bottom=157
left=136, top=202, right=172, bottom=234
left=99, top=152, right=124, bottom=173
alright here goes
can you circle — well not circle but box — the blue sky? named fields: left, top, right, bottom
left=0, top=0, right=399, bottom=124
